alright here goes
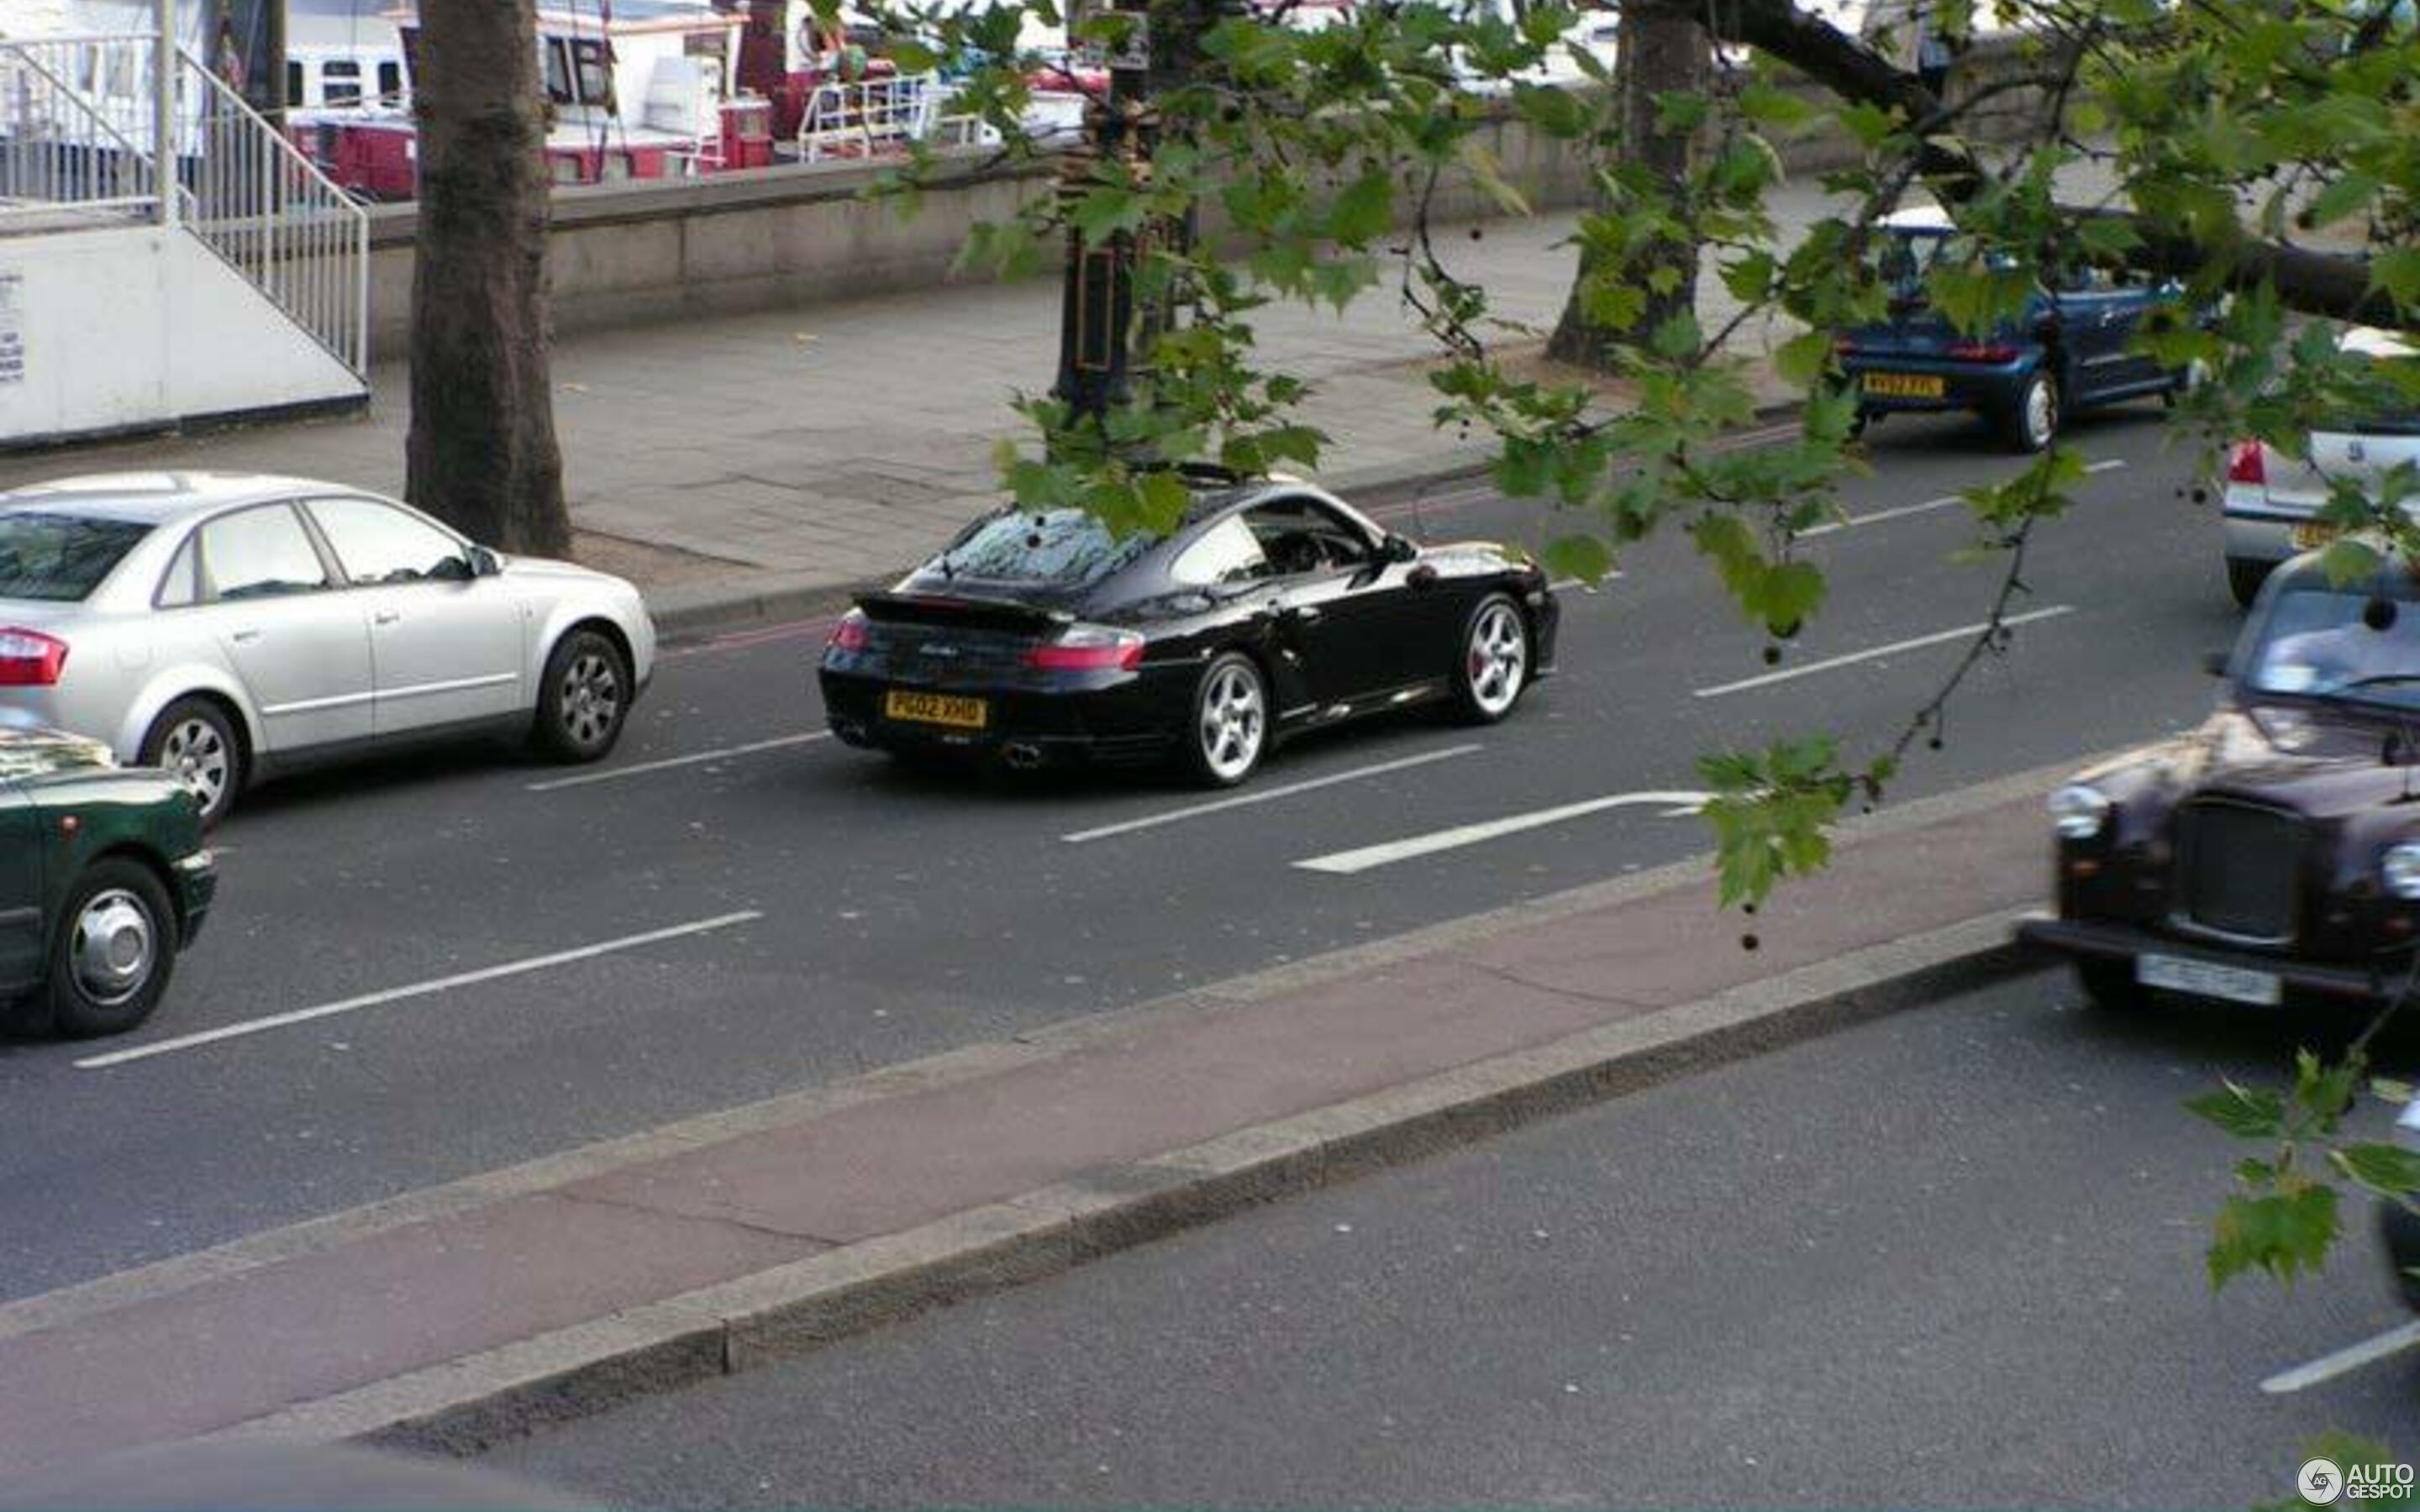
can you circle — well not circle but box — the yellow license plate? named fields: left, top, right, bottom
left=1863, top=371, right=1947, bottom=399
left=2292, top=521, right=2336, bottom=550
left=883, top=690, right=989, bottom=729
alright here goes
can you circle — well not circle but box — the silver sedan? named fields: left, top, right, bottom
left=0, top=472, right=657, bottom=822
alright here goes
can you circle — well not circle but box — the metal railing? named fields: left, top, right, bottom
left=0, top=34, right=367, bottom=376
left=178, top=50, right=370, bottom=376
left=0, top=34, right=164, bottom=227
left=798, top=72, right=950, bottom=162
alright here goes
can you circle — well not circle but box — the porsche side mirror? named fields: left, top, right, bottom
left=2201, top=648, right=2230, bottom=678
left=1383, top=534, right=1418, bottom=564
left=467, top=545, right=504, bottom=579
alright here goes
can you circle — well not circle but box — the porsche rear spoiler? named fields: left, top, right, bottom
left=854, top=591, right=1076, bottom=636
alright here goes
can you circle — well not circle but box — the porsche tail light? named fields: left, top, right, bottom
left=828, top=610, right=870, bottom=653
left=2226, top=440, right=2267, bottom=486
left=0, top=627, right=67, bottom=686
left=1946, top=341, right=2018, bottom=363
left=1026, top=625, right=1145, bottom=672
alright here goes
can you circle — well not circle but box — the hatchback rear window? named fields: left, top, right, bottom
left=0, top=512, right=150, bottom=602
left=934, top=509, right=1159, bottom=585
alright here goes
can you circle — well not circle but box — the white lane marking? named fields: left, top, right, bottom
left=1293, top=790, right=1710, bottom=875
left=2260, top=1320, right=2420, bottom=1394
left=1799, top=460, right=2130, bottom=539
left=76, top=911, right=765, bottom=1071
left=1692, top=605, right=2076, bottom=699
left=526, top=732, right=829, bottom=791
left=1063, top=744, right=1486, bottom=844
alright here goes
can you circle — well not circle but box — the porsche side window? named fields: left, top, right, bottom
left=1170, top=517, right=1270, bottom=586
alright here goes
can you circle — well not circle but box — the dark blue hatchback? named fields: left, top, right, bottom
left=1838, top=207, right=2197, bottom=452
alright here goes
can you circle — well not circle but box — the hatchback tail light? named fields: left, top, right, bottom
left=827, top=609, right=870, bottom=653
left=0, top=627, right=67, bottom=687
left=1946, top=341, right=2018, bottom=363
left=1025, top=624, right=1145, bottom=672
left=2226, top=439, right=2267, bottom=486
left=1832, top=337, right=1859, bottom=356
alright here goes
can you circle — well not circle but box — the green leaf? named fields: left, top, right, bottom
left=1134, top=470, right=1192, bottom=533
left=1459, top=141, right=1532, bottom=218
left=2186, top=1081, right=2286, bottom=1141
left=2207, top=1183, right=2338, bottom=1289
left=1327, top=170, right=1395, bottom=246
left=2331, top=1142, right=2420, bottom=1197
left=1540, top=533, right=1616, bottom=585
left=1736, top=81, right=1817, bottom=130
left=1773, top=330, right=1836, bottom=386
left=2304, top=172, right=2379, bottom=231
left=1511, top=82, right=1590, bottom=140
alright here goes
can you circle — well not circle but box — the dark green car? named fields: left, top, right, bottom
left=1, top=727, right=216, bottom=1037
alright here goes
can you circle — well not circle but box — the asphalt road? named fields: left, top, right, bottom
left=0, top=404, right=2242, bottom=1300
left=489, top=969, right=2418, bottom=1510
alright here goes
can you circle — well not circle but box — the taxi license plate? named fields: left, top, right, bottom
left=2137, top=953, right=2281, bottom=1006
left=2291, top=520, right=2336, bottom=550
left=1863, top=371, right=1946, bottom=399
left=883, top=690, right=988, bottom=730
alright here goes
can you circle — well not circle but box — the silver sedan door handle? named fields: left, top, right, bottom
left=229, top=628, right=261, bottom=644
left=371, top=609, right=401, bottom=626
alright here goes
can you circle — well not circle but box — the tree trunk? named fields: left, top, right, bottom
left=404, top=0, right=569, bottom=556
left=1545, top=6, right=1710, bottom=371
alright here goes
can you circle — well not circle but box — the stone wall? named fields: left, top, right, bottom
left=363, top=31, right=2049, bottom=354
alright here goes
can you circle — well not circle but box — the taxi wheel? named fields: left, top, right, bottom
left=46, top=858, right=176, bottom=1039
left=2074, top=958, right=2143, bottom=1013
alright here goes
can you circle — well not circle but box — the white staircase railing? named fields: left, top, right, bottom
left=0, top=34, right=166, bottom=227
left=177, top=50, right=369, bottom=377
left=0, top=32, right=368, bottom=379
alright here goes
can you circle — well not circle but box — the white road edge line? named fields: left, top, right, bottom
left=527, top=732, right=830, bottom=791
left=76, top=911, right=765, bottom=1071
left=1692, top=605, right=2077, bottom=700
left=1063, top=744, right=1487, bottom=843
left=1293, top=790, right=1710, bottom=876
left=1800, top=460, right=2129, bottom=540
left=2260, top=1320, right=2420, bottom=1394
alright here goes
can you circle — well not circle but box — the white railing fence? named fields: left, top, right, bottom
left=799, top=72, right=964, bottom=163
left=177, top=50, right=369, bottom=376
left=0, top=34, right=164, bottom=226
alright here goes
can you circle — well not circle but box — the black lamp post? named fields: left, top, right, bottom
left=1050, top=8, right=1155, bottom=431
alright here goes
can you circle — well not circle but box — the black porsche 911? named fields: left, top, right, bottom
left=818, top=472, right=1561, bottom=785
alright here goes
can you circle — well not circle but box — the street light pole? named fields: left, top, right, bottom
left=1050, top=5, right=1153, bottom=435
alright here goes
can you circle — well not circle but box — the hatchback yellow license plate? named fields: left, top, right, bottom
left=1863, top=371, right=1947, bottom=399
left=884, top=690, right=989, bottom=729
left=2292, top=520, right=2336, bottom=550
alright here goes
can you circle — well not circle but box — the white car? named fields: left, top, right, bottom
left=2222, top=326, right=2420, bottom=606
left=0, top=473, right=656, bottom=822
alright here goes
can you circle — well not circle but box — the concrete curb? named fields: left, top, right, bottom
left=203, top=906, right=2041, bottom=1461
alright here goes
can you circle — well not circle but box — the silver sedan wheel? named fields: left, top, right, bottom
left=158, top=716, right=233, bottom=817
left=560, top=651, right=622, bottom=750
left=1198, top=662, right=1265, bottom=784
left=1465, top=601, right=1528, bottom=717
left=71, top=888, right=156, bottom=1007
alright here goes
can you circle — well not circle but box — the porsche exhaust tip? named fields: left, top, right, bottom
left=1002, top=743, right=1044, bottom=770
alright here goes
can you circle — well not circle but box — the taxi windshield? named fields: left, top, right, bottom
left=2244, top=588, right=2420, bottom=709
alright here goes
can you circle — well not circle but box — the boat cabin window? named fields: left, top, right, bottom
left=321, top=60, right=361, bottom=107
left=543, top=36, right=615, bottom=108
left=378, top=61, right=404, bottom=104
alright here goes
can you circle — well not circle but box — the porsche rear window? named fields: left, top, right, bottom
left=0, top=512, right=151, bottom=602
left=934, top=509, right=1158, bottom=585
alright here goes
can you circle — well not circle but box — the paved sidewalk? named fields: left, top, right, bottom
left=0, top=759, right=2076, bottom=1478
left=0, top=192, right=1824, bottom=630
